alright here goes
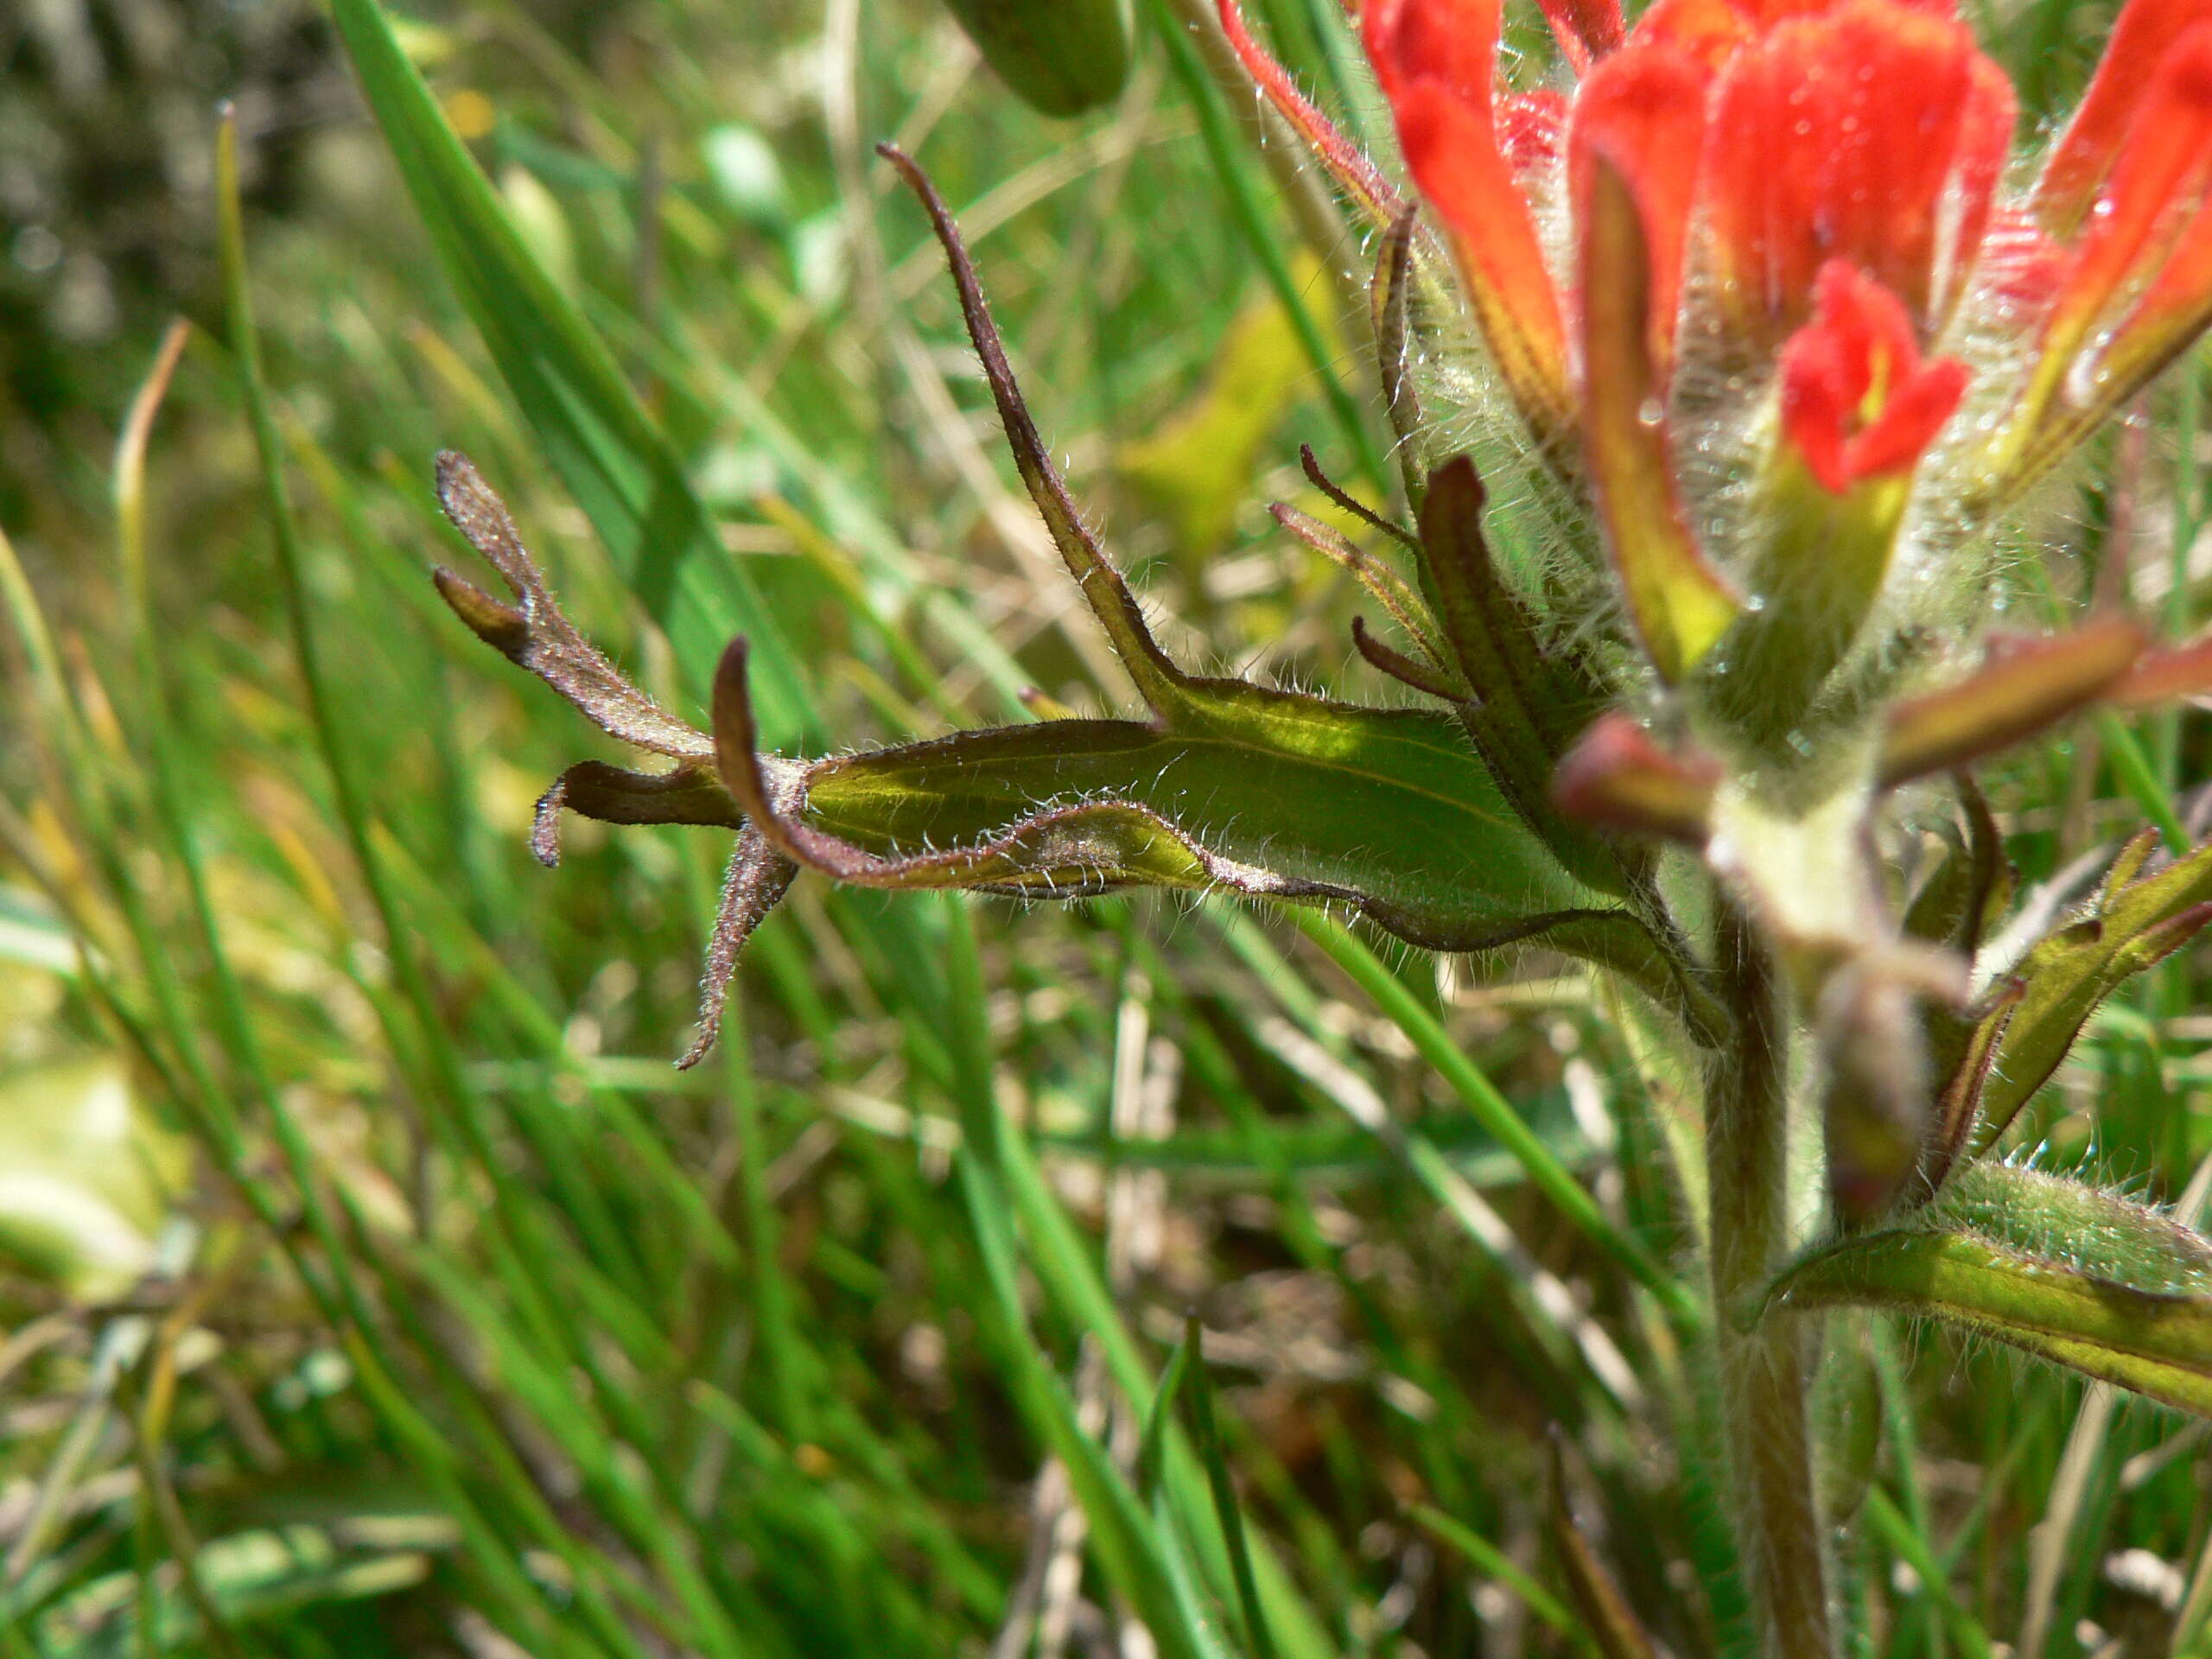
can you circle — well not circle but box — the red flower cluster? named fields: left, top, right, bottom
left=1225, top=0, right=2212, bottom=686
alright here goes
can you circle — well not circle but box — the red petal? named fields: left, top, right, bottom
left=1499, top=90, right=1569, bottom=181
left=1844, top=357, right=1968, bottom=480
left=1839, top=261, right=1917, bottom=379
left=1730, top=0, right=1960, bottom=21
left=1930, top=55, right=2018, bottom=327
left=1363, top=0, right=1500, bottom=106
left=1779, top=327, right=1856, bottom=493
left=1701, top=0, right=2005, bottom=345
left=1568, top=43, right=1716, bottom=378
left=1811, top=260, right=1901, bottom=406
left=1630, top=0, right=1757, bottom=69
left=2037, top=0, right=2212, bottom=237
left=1779, top=263, right=1967, bottom=492
left=1537, top=0, right=1628, bottom=73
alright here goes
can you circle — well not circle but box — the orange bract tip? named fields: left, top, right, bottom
left=1536, top=0, right=1628, bottom=73
left=2034, top=23, right=2212, bottom=375
left=2037, top=0, right=2212, bottom=238
left=1579, top=149, right=1742, bottom=681
left=1570, top=41, right=1715, bottom=378
left=1363, top=0, right=1502, bottom=105
left=1394, top=79, right=1573, bottom=428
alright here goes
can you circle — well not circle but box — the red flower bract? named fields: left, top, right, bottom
left=1223, top=0, right=2212, bottom=688
left=1695, top=0, right=2012, bottom=345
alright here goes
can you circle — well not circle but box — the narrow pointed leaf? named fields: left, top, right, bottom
left=1351, top=615, right=1468, bottom=701
left=1271, top=496, right=1451, bottom=679
left=530, top=762, right=741, bottom=866
left=1917, top=995, right=2015, bottom=1200
left=435, top=454, right=715, bottom=764
left=1877, top=619, right=2147, bottom=787
left=1970, top=830, right=2212, bottom=1146
left=2110, top=627, right=2212, bottom=706
left=681, top=830, right=800, bottom=1071
left=1550, top=1466, right=1662, bottom=1659
left=1371, top=207, right=1431, bottom=504
left=1416, top=456, right=1626, bottom=892
left=1767, top=1163, right=2212, bottom=1418
left=879, top=144, right=1185, bottom=709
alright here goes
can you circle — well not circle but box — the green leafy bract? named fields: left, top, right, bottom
left=1766, top=1163, right=2212, bottom=1417
left=779, top=674, right=1585, bottom=941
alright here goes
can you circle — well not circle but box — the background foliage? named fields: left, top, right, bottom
left=3, top=0, right=2211, bottom=1654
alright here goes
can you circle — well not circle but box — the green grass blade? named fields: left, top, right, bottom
left=320, top=0, right=810, bottom=741
left=1286, top=910, right=1694, bottom=1318
left=1184, top=1314, right=1280, bottom=1659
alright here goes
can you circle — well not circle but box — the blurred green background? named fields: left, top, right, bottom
left=3, top=0, right=2211, bottom=1654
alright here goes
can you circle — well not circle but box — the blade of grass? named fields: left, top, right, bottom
left=1136, top=1327, right=1197, bottom=1503
left=1409, top=1503, right=1588, bottom=1646
left=1146, top=0, right=1390, bottom=500
left=1184, top=1313, right=1281, bottom=1659
left=321, top=0, right=810, bottom=741
left=1864, top=1489, right=1995, bottom=1659
left=1281, top=910, right=1694, bottom=1319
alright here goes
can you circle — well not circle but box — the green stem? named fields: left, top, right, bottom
left=1710, top=900, right=1833, bottom=1659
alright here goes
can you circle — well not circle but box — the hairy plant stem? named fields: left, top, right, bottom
left=1710, top=899, right=1833, bottom=1659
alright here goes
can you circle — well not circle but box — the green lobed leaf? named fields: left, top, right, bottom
left=707, top=153, right=1636, bottom=959
left=1766, top=1162, right=2212, bottom=1417
left=437, top=147, right=1707, bottom=1068
left=323, top=0, right=810, bottom=741
left=795, top=686, right=1594, bottom=947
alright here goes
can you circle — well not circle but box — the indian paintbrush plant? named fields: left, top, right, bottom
left=429, top=2, right=2212, bottom=1654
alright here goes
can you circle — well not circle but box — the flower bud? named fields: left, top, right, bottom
left=939, top=0, right=1132, bottom=118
